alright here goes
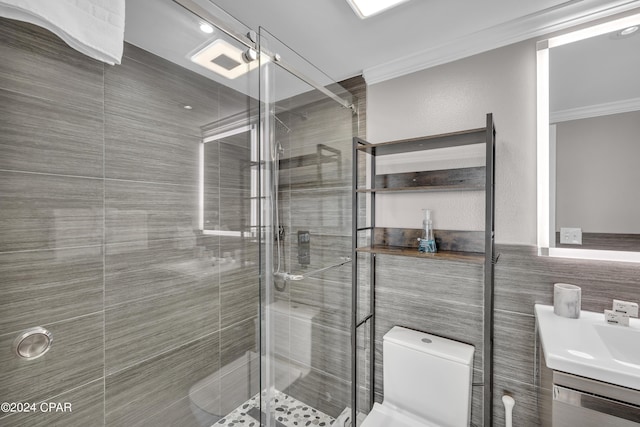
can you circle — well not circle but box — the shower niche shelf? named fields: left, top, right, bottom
left=351, top=113, right=496, bottom=426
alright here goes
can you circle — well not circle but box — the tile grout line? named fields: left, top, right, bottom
left=217, top=118, right=223, bottom=417
left=104, top=329, right=221, bottom=379
left=0, top=168, right=103, bottom=181
left=0, top=243, right=102, bottom=255
left=0, top=235, right=216, bottom=257
left=103, top=177, right=197, bottom=187
left=0, top=310, right=104, bottom=340
left=0, top=377, right=105, bottom=422
left=0, top=169, right=198, bottom=188
left=215, top=101, right=222, bottom=418
left=0, top=85, right=103, bottom=105
left=494, top=308, right=536, bottom=317
left=494, top=373, right=539, bottom=389
left=104, top=316, right=252, bottom=379
left=102, top=62, right=107, bottom=427
left=102, top=282, right=215, bottom=311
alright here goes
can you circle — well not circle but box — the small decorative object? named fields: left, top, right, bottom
left=418, top=209, right=437, bottom=253
left=554, top=283, right=581, bottom=319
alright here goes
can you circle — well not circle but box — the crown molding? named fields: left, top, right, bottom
left=363, top=0, right=640, bottom=85
left=550, top=97, right=640, bottom=122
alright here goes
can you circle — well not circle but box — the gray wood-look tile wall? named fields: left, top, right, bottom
left=373, top=254, right=486, bottom=426
left=372, top=243, right=640, bottom=427
left=0, top=18, right=257, bottom=427
left=1, top=18, right=366, bottom=426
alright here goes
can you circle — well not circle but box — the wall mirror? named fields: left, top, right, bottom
left=199, top=122, right=259, bottom=237
left=537, top=11, right=640, bottom=262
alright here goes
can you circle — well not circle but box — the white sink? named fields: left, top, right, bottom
left=535, top=304, right=640, bottom=390
left=593, top=324, right=640, bottom=366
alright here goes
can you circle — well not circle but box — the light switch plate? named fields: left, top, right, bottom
left=560, top=227, right=582, bottom=245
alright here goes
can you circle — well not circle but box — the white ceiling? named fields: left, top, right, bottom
left=550, top=28, right=640, bottom=115
left=125, top=0, right=640, bottom=87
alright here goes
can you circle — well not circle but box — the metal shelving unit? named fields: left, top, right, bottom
left=351, top=113, right=496, bottom=426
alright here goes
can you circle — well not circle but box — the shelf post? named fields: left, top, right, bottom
left=483, top=113, right=496, bottom=427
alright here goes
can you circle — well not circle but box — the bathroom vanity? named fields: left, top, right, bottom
left=535, top=305, right=640, bottom=426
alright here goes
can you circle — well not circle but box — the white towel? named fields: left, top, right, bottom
left=0, top=0, right=125, bottom=65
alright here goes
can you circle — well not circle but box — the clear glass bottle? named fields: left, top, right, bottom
left=418, top=209, right=437, bottom=253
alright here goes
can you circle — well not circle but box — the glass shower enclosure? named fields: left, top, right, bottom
left=258, top=26, right=356, bottom=426
left=0, top=0, right=355, bottom=426
left=167, top=1, right=357, bottom=426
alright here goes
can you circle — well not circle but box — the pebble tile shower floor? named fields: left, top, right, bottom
left=213, top=390, right=335, bottom=426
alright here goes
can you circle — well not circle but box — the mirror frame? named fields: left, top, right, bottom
left=536, top=12, right=640, bottom=263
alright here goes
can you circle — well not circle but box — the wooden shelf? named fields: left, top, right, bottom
left=356, top=245, right=484, bottom=264
left=279, top=152, right=338, bottom=169
left=357, top=166, right=485, bottom=193
left=356, top=184, right=484, bottom=193
left=356, top=128, right=486, bottom=156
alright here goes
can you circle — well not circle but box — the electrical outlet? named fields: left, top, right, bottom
left=560, top=227, right=582, bottom=245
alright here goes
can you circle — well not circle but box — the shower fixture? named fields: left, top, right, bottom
left=274, top=105, right=309, bottom=122
left=274, top=257, right=352, bottom=282
left=274, top=115, right=291, bottom=133
left=243, top=47, right=258, bottom=63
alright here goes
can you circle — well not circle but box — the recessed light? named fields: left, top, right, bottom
left=346, top=0, right=411, bottom=19
left=610, top=25, right=640, bottom=40
left=199, top=23, right=214, bottom=34
left=619, top=25, right=638, bottom=36
left=183, top=105, right=193, bottom=110
left=190, top=39, right=259, bottom=79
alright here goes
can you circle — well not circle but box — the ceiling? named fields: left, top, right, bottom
left=125, top=0, right=640, bottom=86
left=550, top=27, right=640, bottom=117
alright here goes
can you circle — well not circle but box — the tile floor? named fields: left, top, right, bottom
left=213, top=390, right=335, bottom=427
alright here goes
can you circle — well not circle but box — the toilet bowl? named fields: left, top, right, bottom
left=189, top=351, right=259, bottom=426
left=188, top=301, right=318, bottom=425
left=361, top=402, right=440, bottom=427
left=361, top=326, right=475, bottom=427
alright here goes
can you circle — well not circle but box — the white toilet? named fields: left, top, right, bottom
left=188, top=301, right=319, bottom=425
left=361, top=326, right=475, bottom=427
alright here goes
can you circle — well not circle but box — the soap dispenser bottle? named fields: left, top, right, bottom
left=418, top=209, right=437, bottom=253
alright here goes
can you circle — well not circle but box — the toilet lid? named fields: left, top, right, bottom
left=361, top=403, right=439, bottom=427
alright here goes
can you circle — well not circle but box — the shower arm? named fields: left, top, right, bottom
left=274, top=257, right=352, bottom=282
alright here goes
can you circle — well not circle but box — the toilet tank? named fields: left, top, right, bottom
left=269, top=301, right=318, bottom=367
left=383, top=327, right=475, bottom=427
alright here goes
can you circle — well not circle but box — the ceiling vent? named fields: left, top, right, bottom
left=191, top=39, right=258, bottom=79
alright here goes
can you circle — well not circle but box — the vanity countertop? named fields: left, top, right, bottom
left=535, top=304, right=640, bottom=391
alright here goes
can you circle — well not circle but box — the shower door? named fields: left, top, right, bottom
left=258, top=27, right=357, bottom=427
left=0, top=0, right=355, bottom=425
